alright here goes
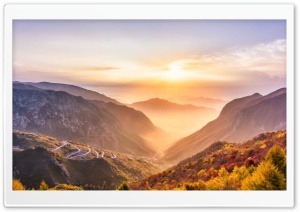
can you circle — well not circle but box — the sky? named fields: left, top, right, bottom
left=13, top=20, right=286, bottom=103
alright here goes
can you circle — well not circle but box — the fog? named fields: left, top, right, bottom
left=134, top=107, right=219, bottom=151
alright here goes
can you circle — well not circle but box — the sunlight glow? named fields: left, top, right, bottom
left=164, top=63, right=186, bottom=80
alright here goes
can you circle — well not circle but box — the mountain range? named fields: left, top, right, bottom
left=168, top=96, right=228, bottom=111
left=13, top=82, right=156, bottom=157
left=12, top=81, right=287, bottom=190
left=163, top=88, right=286, bottom=164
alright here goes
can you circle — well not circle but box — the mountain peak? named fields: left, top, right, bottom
left=252, top=93, right=262, bottom=97
left=265, top=87, right=286, bottom=98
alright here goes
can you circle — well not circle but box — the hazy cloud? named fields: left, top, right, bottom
left=169, top=39, right=286, bottom=78
left=68, top=66, right=119, bottom=71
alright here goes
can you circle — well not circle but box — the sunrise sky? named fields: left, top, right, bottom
left=13, top=20, right=286, bottom=103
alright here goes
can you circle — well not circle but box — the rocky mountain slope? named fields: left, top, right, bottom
left=163, top=88, right=286, bottom=164
left=13, top=83, right=155, bottom=157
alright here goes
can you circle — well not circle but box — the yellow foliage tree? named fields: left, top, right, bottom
left=242, top=160, right=286, bottom=190
left=265, top=145, right=286, bottom=177
left=228, top=166, right=250, bottom=190
left=50, top=184, right=83, bottom=190
left=13, top=179, right=25, bottom=190
left=39, top=180, right=49, bottom=190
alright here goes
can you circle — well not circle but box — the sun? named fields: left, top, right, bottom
left=164, top=63, right=185, bottom=80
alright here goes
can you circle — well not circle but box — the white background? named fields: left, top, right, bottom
left=1, top=0, right=298, bottom=212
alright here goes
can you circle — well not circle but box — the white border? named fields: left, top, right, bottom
left=3, top=4, right=294, bottom=207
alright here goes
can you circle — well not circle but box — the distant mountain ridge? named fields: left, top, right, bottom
left=168, top=96, right=228, bottom=111
left=130, top=98, right=215, bottom=112
left=129, top=98, right=218, bottom=142
left=163, top=88, right=286, bottom=164
left=22, top=81, right=122, bottom=105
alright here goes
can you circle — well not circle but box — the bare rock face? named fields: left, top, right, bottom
left=13, top=113, right=30, bottom=129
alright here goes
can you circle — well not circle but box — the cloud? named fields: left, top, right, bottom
left=168, top=39, right=286, bottom=78
left=68, top=66, right=119, bottom=71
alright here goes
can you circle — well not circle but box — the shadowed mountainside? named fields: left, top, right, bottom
left=13, top=83, right=155, bottom=157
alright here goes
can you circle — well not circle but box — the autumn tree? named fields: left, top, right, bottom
left=205, top=167, right=230, bottom=190
left=185, top=180, right=206, bottom=190
left=13, top=179, right=25, bottom=190
left=118, top=182, right=131, bottom=190
left=242, top=160, right=286, bottom=190
left=39, top=180, right=49, bottom=190
left=265, top=145, right=286, bottom=177
left=50, top=184, right=83, bottom=190
left=228, top=166, right=249, bottom=190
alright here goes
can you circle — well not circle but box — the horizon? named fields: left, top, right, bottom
left=13, top=20, right=286, bottom=103
left=13, top=80, right=286, bottom=105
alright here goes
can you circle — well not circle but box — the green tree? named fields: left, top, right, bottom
left=13, top=179, right=25, bottom=190
left=118, top=182, right=131, bottom=190
left=242, top=160, right=286, bottom=190
left=39, top=180, right=49, bottom=190
left=265, top=145, right=286, bottom=177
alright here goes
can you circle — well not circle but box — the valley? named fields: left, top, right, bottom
left=130, top=98, right=218, bottom=145
left=12, top=81, right=287, bottom=191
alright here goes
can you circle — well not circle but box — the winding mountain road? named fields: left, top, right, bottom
left=52, top=140, right=68, bottom=152
left=93, top=149, right=99, bottom=158
left=110, top=153, right=116, bottom=159
left=66, top=145, right=81, bottom=158
left=51, top=140, right=113, bottom=160
left=70, top=148, right=91, bottom=159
